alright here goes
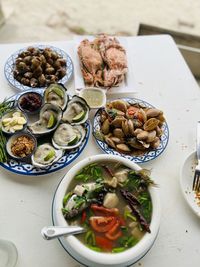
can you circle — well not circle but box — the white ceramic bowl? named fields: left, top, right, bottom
left=1, top=108, right=28, bottom=135
left=6, top=131, right=37, bottom=161
left=52, top=154, right=161, bottom=267
left=78, top=87, right=106, bottom=109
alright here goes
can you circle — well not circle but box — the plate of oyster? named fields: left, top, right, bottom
left=0, top=83, right=90, bottom=175
left=93, top=98, right=169, bottom=163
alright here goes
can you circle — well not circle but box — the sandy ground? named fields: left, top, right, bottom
left=0, top=0, right=200, bottom=86
left=0, top=0, right=200, bottom=43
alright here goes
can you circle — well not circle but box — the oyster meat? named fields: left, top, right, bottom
left=52, top=123, right=86, bottom=150
left=28, top=103, right=62, bottom=135
left=62, top=96, right=89, bottom=125
left=31, top=143, right=63, bottom=168
left=44, top=83, right=68, bottom=110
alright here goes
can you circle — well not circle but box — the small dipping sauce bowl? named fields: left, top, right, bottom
left=1, top=109, right=27, bottom=135
left=6, top=132, right=37, bottom=161
left=18, top=91, right=43, bottom=114
left=78, top=87, right=106, bottom=109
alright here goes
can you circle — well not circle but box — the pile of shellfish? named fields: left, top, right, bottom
left=99, top=99, right=165, bottom=154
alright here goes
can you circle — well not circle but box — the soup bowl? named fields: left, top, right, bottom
left=52, top=154, right=161, bottom=267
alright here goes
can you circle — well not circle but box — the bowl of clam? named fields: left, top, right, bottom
left=93, top=98, right=169, bottom=163
left=0, top=83, right=90, bottom=175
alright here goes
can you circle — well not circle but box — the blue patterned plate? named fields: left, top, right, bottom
left=93, top=97, right=169, bottom=163
left=0, top=89, right=90, bottom=176
left=4, top=45, right=73, bottom=91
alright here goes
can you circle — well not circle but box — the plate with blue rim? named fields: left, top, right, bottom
left=93, top=97, right=169, bottom=164
left=4, top=45, right=73, bottom=91
left=0, top=89, right=90, bottom=176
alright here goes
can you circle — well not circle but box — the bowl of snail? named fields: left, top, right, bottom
left=52, top=154, right=161, bottom=267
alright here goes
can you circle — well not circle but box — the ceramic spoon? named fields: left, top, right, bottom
left=41, top=226, right=86, bottom=240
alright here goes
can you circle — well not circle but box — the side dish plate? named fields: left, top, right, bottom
left=4, top=45, right=73, bottom=91
left=0, top=89, right=90, bottom=176
left=180, top=151, right=200, bottom=217
left=93, top=97, right=169, bottom=163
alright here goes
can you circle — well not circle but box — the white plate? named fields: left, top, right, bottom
left=180, top=151, right=200, bottom=217
left=73, top=35, right=137, bottom=94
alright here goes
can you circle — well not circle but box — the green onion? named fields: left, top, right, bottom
left=85, top=230, right=95, bottom=246
left=124, top=210, right=137, bottom=221
left=74, top=199, right=85, bottom=209
left=87, top=245, right=102, bottom=252
left=61, top=208, right=69, bottom=214
left=112, top=247, right=126, bottom=253
left=118, top=235, right=138, bottom=248
left=127, top=236, right=138, bottom=247
left=127, top=213, right=137, bottom=221
left=0, top=99, right=15, bottom=163
left=63, top=192, right=73, bottom=206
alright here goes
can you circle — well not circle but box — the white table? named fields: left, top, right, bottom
left=0, top=35, right=200, bottom=267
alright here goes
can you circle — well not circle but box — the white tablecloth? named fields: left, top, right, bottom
left=0, top=35, right=200, bottom=267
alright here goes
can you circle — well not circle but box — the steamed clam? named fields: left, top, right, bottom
left=44, top=83, right=68, bottom=110
left=31, top=143, right=63, bottom=168
left=28, top=103, right=62, bottom=136
left=98, top=99, right=166, bottom=155
left=52, top=123, right=86, bottom=150
left=62, top=96, right=89, bottom=125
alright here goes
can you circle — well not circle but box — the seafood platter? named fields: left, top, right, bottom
left=0, top=83, right=90, bottom=175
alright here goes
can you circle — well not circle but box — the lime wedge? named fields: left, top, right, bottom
left=68, top=135, right=78, bottom=146
left=72, top=110, right=86, bottom=123
left=47, top=114, right=56, bottom=128
left=44, top=149, right=56, bottom=161
left=52, top=87, right=64, bottom=98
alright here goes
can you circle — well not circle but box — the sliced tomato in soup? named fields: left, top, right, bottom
left=89, top=216, right=117, bottom=233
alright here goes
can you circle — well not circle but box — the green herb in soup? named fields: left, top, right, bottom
left=62, top=161, right=154, bottom=253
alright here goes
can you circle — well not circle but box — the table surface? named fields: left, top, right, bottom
left=0, top=35, right=200, bottom=267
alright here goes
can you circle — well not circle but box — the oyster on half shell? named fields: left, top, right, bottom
left=31, top=143, right=63, bottom=168
left=52, top=123, right=86, bottom=150
left=44, top=83, right=68, bottom=110
left=62, top=96, right=89, bottom=125
left=28, top=103, right=62, bottom=136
